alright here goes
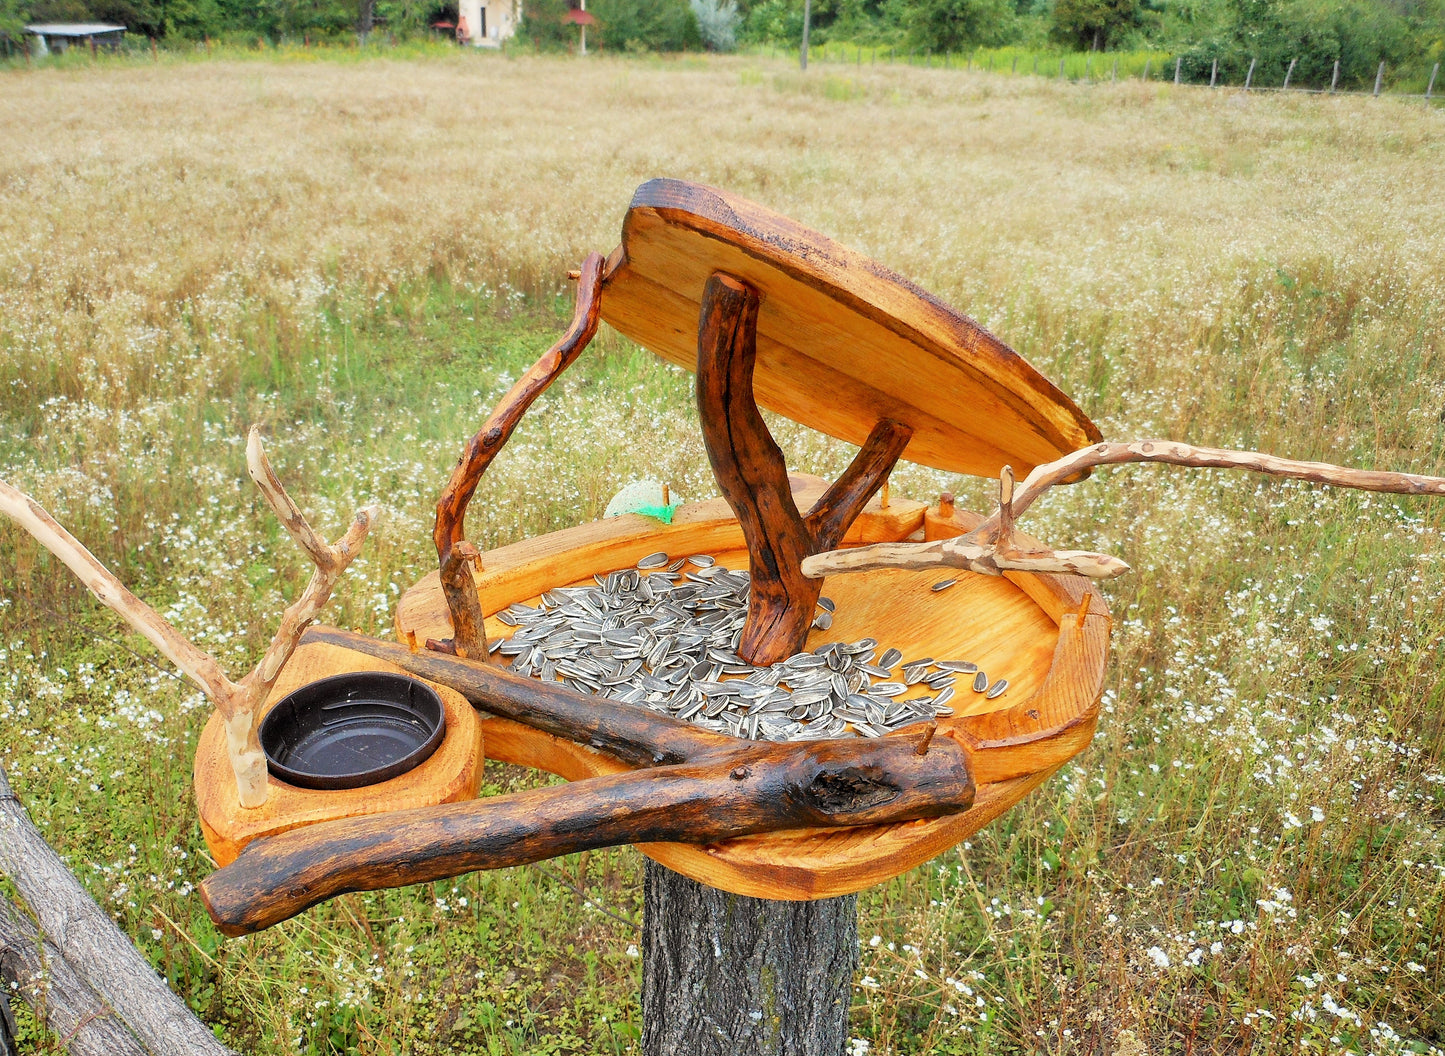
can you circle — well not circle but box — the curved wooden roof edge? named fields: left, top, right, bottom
left=600, top=178, right=1102, bottom=476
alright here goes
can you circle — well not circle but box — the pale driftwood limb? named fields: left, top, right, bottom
left=803, top=439, right=1445, bottom=581
left=0, top=896, right=150, bottom=1056
left=0, top=429, right=377, bottom=807
left=0, top=766, right=238, bottom=1056
left=802, top=537, right=1131, bottom=579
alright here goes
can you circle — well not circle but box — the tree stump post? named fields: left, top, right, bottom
left=640, top=270, right=906, bottom=1053
left=642, top=860, right=858, bottom=1056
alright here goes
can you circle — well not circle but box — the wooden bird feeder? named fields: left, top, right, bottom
left=7, top=178, right=1445, bottom=1054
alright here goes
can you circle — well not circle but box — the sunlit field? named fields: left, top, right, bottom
left=1, top=50, right=1443, bottom=1054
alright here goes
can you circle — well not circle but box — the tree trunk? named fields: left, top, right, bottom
left=641, top=860, right=857, bottom=1056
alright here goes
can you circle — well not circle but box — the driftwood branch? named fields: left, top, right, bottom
left=695, top=272, right=911, bottom=664
left=0, top=766, right=238, bottom=1056
left=304, top=626, right=730, bottom=767
left=802, top=439, right=1445, bottom=581
left=201, top=727, right=973, bottom=936
left=0, top=429, right=377, bottom=807
left=433, top=253, right=605, bottom=659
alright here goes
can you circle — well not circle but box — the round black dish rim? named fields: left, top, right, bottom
left=259, top=671, right=447, bottom=791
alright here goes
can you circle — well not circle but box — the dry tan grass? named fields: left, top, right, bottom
left=2, top=52, right=1444, bottom=1055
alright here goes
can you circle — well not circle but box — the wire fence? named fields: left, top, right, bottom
left=744, top=42, right=1444, bottom=101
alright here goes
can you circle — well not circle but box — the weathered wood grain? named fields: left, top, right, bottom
left=0, top=766, right=238, bottom=1056
left=433, top=252, right=604, bottom=658
left=642, top=861, right=856, bottom=1056
left=0, top=897, right=150, bottom=1056
left=200, top=729, right=974, bottom=935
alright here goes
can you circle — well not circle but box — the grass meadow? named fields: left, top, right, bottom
left=1, top=49, right=1444, bottom=1055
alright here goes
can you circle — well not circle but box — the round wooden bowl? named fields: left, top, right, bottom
left=395, top=478, right=1109, bottom=900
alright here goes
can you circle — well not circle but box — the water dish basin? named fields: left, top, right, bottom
left=260, top=672, right=446, bottom=790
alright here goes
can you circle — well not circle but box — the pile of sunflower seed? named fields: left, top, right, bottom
left=492, top=552, right=1008, bottom=742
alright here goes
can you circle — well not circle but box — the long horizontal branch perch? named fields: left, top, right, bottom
left=304, top=626, right=732, bottom=767
left=201, top=729, right=974, bottom=936
left=433, top=252, right=605, bottom=659
left=802, top=439, right=1445, bottom=580
left=0, top=765, right=239, bottom=1056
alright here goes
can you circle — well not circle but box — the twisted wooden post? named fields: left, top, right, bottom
left=432, top=253, right=604, bottom=659
left=696, top=272, right=912, bottom=664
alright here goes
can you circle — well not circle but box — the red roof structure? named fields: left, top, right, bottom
left=562, top=9, right=597, bottom=24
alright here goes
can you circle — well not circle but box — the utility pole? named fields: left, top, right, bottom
left=800, top=0, right=810, bottom=70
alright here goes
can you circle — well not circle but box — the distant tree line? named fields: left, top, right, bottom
left=2, top=0, right=1440, bottom=91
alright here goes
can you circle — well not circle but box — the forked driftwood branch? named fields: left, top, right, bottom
left=697, top=273, right=913, bottom=665
left=199, top=629, right=979, bottom=936
left=0, top=765, right=238, bottom=1056
left=432, top=253, right=605, bottom=659
left=0, top=428, right=378, bottom=807
left=802, top=440, right=1445, bottom=581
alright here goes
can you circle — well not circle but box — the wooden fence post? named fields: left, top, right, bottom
left=1244, top=57, right=1255, bottom=89
left=1175, top=56, right=1182, bottom=84
left=1059, top=56, right=1065, bottom=78
left=0, top=766, right=238, bottom=1056
left=1282, top=57, right=1296, bottom=89
left=1210, top=58, right=1218, bottom=87
left=1374, top=61, right=1385, bottom=95
left=1428, top=62, right=1439, bottom=99
left=1331, top=59, right=1340, bottom=92
left=641, top=861, right=858, bottom=1056
left=1143, top=57, right=1151, bottom=80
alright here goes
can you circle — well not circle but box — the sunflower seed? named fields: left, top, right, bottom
left=936, top=660, right=978, bottom=673
left=972, top=670, right=989, bottom=693
left=812, top=611, right=833, bottom=630
left=637, top=551, right=670, bottom=570
left=986, top=679, right=1009, bottom=699
left=931, top=578, right=958, bottom=593
left=878, top=647, right=903, bottom=670
left=816, top=596, right=836, bottom=613
left=687, top=554, right=716, bottom=567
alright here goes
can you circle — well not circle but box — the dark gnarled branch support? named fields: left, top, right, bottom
left=200, top=695, right=973, bottom=936
left=432, top=252, right=605, bottom=659
left=695, top=273, right=912, bottom=665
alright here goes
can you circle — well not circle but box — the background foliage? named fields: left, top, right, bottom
left=4, top=0, right=1444, bottom=86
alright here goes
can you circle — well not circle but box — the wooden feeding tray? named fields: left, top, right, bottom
left=196, top=178, right=1114, bottom=932
left=383, top=486, right=1109, bottom=899
left=195, top=640, right=484, bottom=866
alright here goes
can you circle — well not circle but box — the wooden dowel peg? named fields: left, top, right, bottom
left=938, top=491, right=954, bottom=518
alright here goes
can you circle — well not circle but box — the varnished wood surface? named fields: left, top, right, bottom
left=201, top=729, right=975, bottom=935
left=195, top=641, right=484, bottom=866
left=381, top=497, right=1108, bottom=900
left=599, top=179, right=1101, bottom=478
left=395, top=476, right=929, bottom=648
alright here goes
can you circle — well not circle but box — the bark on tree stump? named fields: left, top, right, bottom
left=642, top=859, right=858, bottom=1056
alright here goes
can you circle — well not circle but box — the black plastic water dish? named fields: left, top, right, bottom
left=260, top=672, right=446, bottom=791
